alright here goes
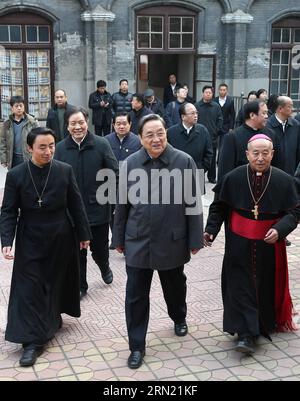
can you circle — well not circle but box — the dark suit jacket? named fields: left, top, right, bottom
left=113, top=144, right=204, bottom=270
left=163, top=83, right=181, bottom=107
left=167, top=123, right=213, bottom=172
left=214, top=96, right=235, bottom=133
left=46, top=103, right=74, bottom=142
left=54, top=132, right=119, bottom=226
left=266, top=115, right=300, bottom=176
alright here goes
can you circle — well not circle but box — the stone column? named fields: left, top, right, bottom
left=81, top=5, right=115, bottom=89
left=221, top=10, right=253, bottom=96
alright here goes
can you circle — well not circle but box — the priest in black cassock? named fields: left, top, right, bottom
left=0, top=127, right=91, bottom=367
left=204, top=134, right=299, bottom=354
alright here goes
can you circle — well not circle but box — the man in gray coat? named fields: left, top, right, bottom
left=113, top=114, right=204, bottom=369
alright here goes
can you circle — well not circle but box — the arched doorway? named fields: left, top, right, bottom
left=135, top=5, right=198, bottom=101
left=0, top=11, right=54, bottom=120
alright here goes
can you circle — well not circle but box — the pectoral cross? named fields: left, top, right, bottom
left=252, top=204, right=259, bottom=220
left=38, top=198, right=43, bottom=207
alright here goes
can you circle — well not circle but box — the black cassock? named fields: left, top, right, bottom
left=0, top=159, right=91, bottom=345
left=205, top=165, right=299, bottom=338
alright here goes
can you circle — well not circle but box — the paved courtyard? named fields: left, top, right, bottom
left=0, top=166, right=300, bottom=381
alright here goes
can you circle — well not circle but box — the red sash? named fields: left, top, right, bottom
left=229, top=211, right=297, bottom=332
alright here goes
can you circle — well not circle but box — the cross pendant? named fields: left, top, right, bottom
left=252, top=204, right=259, bottom=220
left=38, top=198, right=42, bottom=207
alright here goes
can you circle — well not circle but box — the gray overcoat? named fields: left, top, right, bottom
left=113, top=144, right=204, bottom=270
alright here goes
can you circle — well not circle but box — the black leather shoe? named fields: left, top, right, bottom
left=285, top=239, right=291, bottom=246
left=20, top=346, right=43, bottom=367
left=109, top=243, right=115, bottom=250
left=209, top=179, right=216, bottom=184
left=235, top=335, right=255, bottom=354
left=101, top=267, right=113, bottom=285
left=174, top=321, right=188, bottom=337
left=127, top=350, right=145, bottom=369
left=80, top=290, right=87, bottom=299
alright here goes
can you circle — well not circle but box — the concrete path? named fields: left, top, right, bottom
left=0, top=167, right=299, bottom=381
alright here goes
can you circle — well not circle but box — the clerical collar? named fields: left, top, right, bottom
left=182, top=122, right=193, bottom=134
left=249, top=166, right=269, bottom=177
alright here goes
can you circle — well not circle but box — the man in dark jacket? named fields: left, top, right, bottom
left=266, top=96, right=300, bottom=176
left=112, top=79, right=133, bottom=114
left=54, top=108, right=119, bottom=298
left=144, top=88, right=164, bottom=117
left=114, top=114, right=203, bottom=369
left=218, top=100, right=278, bottom=181
left=167, top=103, right=213, bottom=194
left=105, top=112, right=141, bottom=247
left=129, top=94, right=152, bottom=134
left=163, top=73, right=181, bottom=107
left=195, top=85, right=223, bottom=183
left=88, top=80, right=112, bottom=136
left=46, top=89, right=74, bottom=142
left=214, top=83, right=235, bottom=151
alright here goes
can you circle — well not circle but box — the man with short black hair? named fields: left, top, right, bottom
left=195, top=86, right=223, bottom=183
left=0, top=127, right=91, bottom=366
left=218, top=100, right=277, bottom=181
left=112, top=79, right=133, bottom=114
left=129, top=93, right=152, bottom=134
left=88, top=80, right=113, bottom=136
left=0, top=96, right=39, bottom=169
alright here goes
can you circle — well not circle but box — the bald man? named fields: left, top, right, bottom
left=266, top=95, right=300, bottom=176
left=204, top=134, right=299, bottom=355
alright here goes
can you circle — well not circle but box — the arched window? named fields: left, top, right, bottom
left=270, top=17, right=300, bottom=110
left=0, top=12, right=53, bottom=120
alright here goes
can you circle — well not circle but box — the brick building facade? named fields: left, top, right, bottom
left=0, top=0, right=299, bottom=119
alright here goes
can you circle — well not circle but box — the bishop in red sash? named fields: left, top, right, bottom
left=204, top=134, right=299, bottom=354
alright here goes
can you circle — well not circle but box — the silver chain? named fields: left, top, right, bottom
left=27, top=161, right=53, bottom=207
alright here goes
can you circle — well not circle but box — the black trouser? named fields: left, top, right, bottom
left=79, top=223, right=110, bottom=291
left=207, top=145, right=217, bottom=182
left=94, top=124, right=111, bottom=136
left=125, top=265, right=187, bottom=351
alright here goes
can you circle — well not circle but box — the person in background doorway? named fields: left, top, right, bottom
left=163, top=73, right=181, bottom=107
